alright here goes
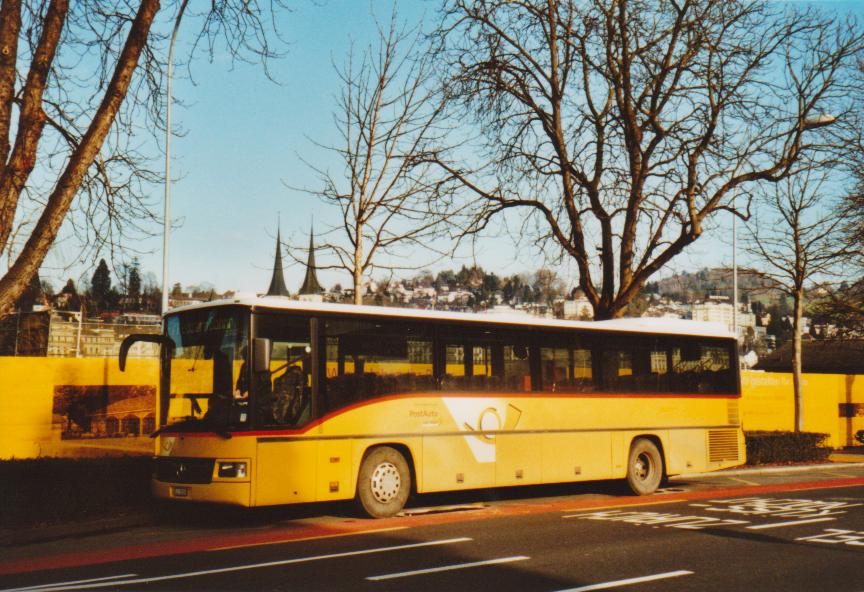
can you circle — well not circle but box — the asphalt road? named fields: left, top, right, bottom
left=3, top=464, right=864, bottom=591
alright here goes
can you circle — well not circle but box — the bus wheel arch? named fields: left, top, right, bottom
left=625, top=436, right=665, bottom=496
left=355, top=444, right=413, bottom=518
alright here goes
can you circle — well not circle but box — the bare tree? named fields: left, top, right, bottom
left=425, top=0, right=864, bottom=319
left=298, top=11, right=450, bottom=305
left=743, top=172, right=853, bottom=432
left=0, top=0, right=287, bottom=313
left=809, top=58, right=864, bottom=344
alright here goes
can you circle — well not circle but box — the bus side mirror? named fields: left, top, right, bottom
left=119, top=334, right=175, bottom=371
left=253, top=338, right=271, bottom=373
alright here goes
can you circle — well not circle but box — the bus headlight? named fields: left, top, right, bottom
left=217, top=461, right=247, bottom=478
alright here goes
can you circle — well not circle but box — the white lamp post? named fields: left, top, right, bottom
left=732, top=195, right=738, bottom=339
left=162, top=0, right=190, bottom=316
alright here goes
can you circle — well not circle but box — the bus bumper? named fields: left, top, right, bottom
left=152, top=479, right=252, bottom=506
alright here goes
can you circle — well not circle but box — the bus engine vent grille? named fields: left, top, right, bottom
left=708, top=429, right=739, bottom=463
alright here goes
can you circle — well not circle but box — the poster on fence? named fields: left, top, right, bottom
left=48, top=384, right=156, bottom=457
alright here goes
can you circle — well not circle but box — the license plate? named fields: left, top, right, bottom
left=173, top=487, right=189, bottom=497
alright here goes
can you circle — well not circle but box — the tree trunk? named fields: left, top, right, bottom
left=0, top=0, right=160, bottom=313
left=592, top=296, right=629, bottom=321
left=792, top=288, right=804, bottom=432
left=353, top=230, right=363, bottom=306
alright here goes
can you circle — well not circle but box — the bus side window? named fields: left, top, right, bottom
left=670, top=340, right=734, bottom=394
left=700, top=344, right=734, bottom=393
left=650, top=347, right=670, bottom=392
left=540, top=348, right=568, bottom=392
left=572, top=348, right=594, bottom=391
left=670, top=346, right=692, bottom=392
left=323, top=319, right=435, bottom=410
left=503, top=343, right=531, bottom=391
left=442, top=344, right=465, bottom=390
left=541, top=346, right=594, bottom=393
left=599, top=348, right=630, bottom=392
left=441, top=343, right=500, bottom=391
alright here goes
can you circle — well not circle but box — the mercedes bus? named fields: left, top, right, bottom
left=120, top=297, right=744, bottom=518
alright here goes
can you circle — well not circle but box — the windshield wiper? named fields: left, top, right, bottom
left=150, top=417, right=199, bottom=438
left=150, top=417, right=232, bottom=439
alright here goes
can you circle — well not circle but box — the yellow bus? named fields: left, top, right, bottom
left=120, top=298, right=744, bottom=518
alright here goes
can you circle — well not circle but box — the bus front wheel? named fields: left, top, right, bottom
left=356, top=446, right=411, bottom=518
left=626, top=438, right=663, bottom=495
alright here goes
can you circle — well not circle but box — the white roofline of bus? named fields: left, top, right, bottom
left=166, top=296, right=735, bottom=339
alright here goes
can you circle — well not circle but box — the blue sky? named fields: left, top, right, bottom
left=54, top=1, right=447, bottom=294
left=41, top=0, right=864, bottom=295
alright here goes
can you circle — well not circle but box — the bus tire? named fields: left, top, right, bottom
left=356, top=446, right=411, bottom=518
left=626, top=438, right=663, bottom=496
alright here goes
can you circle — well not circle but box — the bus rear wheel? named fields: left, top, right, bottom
left=626, top=438, right=663, bottom=495
left=356, top=446, right=411, bottom=518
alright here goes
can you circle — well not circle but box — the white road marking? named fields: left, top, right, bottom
left=552, top=570, right=694, bottom=591
left=796, top=528, right=864, bottom=545
left=366, top=556, right=529, bottom=581
left=747, top=517, right=837, bottom=530
left=689, top=503, right=710, bottom=507
left=728, top=477, right=760, bottom=486
left=564, top=509, right=748, bottom=530
left=2, top=574, right=138, bottom=592
left=3, top=538, right=471, bottom=592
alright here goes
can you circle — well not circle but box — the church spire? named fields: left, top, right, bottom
left=266, top=227, right=290, bottom=297
left=298, top=226, right=323, bottom=295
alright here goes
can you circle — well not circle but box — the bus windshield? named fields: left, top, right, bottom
left=162, top=307, right=249, bottom=433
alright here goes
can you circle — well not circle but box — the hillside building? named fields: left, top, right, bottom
left=691, top=296, right=755, bottom=340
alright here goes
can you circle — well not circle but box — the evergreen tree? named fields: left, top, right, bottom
left=128, top=259, right=142, bottom=299
left=435, top=270, right=456, bottom=290
left=90, top=259, right=112, bottom=313
left=480, top=272, right=501, bottom=304
left=57, top=278, right=81, bottom=311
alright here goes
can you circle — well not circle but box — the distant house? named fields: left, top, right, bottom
left=691, top=296, right=756, bottom=341
left=555, top=297, right=593, bottom=320
left=755, top=339, right=864, bottom=375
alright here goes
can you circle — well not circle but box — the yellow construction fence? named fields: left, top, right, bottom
left=0, top=357, right=861, bottom=459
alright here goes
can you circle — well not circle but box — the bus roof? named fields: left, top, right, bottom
left=168, top=296, right=735, bottom=339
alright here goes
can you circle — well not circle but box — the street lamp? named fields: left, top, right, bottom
left=162, top=0, right=190, bottom=316
left=731, top=113, right=836, bottom=335
left=803, top=114, right=836, bottom=130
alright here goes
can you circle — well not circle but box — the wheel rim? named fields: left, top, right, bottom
left=634, top=452, right=653, bottom=482
left=370, top=461, right=401, bottom=503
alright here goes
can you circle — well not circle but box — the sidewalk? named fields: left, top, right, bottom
left=829, top=447, right=864, bottom=463
left=673, top=450, right=864, bottom=480
left=0, top=511, right=154, bottom=547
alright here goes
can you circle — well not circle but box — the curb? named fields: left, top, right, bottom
left=672, top=460, right=864, bottom=480
left=0, top=512, right=154, bottom=547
